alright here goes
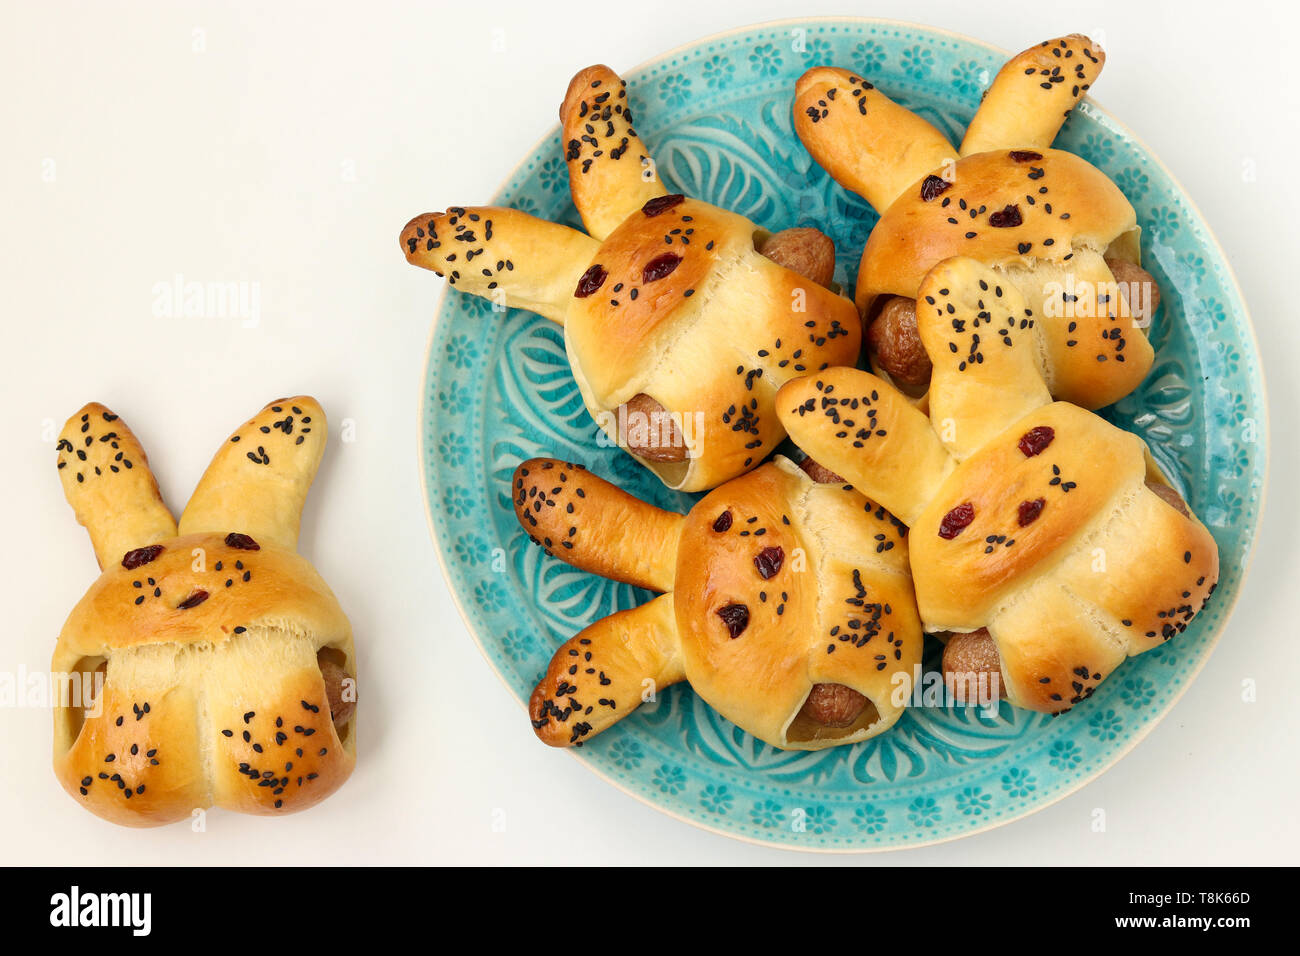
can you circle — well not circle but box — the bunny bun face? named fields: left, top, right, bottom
left=671, top=458, right=922, bottom=749
left=565, top=196, right=747, bottom=399
left=859, top=149, right=1152, bottom=409
left=910, top=403, right=1145, bottom=628
left=51, top=532, right=355, bottom=826
left=858, top=149, right=1138, bottom=311
left=564, top=197, right=861, bottom=492
left=909, top=402, right=1219, bottom=709
left=57, top=532, right=349, bottom=657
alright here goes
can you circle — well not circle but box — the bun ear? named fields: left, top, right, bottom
left=792, top=66, right=956, bottom=215
left=56, top=403, right=176, bottom=569
left=178, top=397, right=326, bottom=551
left=960, top=35, right=1105, bottom=156
left=529, top=593, right=683, bottom=746
left=560, top=65, right=667, bottom=240
left=512, top=458, right=683, bottom=591
left=776, top=370, right=953, bottom=526
left=400, top=206, right=599, bottom=324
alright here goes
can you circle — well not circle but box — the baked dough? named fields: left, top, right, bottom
left=513, top=456, right=921, bottom=749
left=52, top=398, right=355, bottom=826
left=401, top=64, right=861, bottom=492
left=776, top=258, right=1218, bottom=713
left=794, top=35, right=1156, bottom=409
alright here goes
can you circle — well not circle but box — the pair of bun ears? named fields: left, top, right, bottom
left=57, top=397, right=326, bottom=568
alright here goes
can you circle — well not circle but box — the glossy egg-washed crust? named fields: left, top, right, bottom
left=565, top=196, right=860, bottom=490
left=777, top=258, right=1218, bottom=714
left=514, top=457, right=921, bottom=750
left=960, top=35, right=1107, bottom=155
left=560, top=65, right=667, bottom=241
left=793, top=35, right=1155, bottom=410
left=401, top=63, right=860, bottom=493
left=52, top=398, right=355, bottom=826
left=859, top=149, right=1149, bottom=408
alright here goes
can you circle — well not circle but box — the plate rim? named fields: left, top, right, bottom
left=414, top=15, right=1271, bottom=853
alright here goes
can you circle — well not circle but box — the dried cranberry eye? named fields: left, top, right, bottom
left=754, top=546, right=784, bottom=580
left=716, top=603, right=750, bottom=639
left=642, top=253, right=681, bottom=283
left=938, top=502, right=975, bottom=540
left=225, top=533, right=260, bottom=551
left=1017, top=426, right=1055, bottom=457
left=988, top=204, right=1023, bottom=228
left=1018, top=497, right=1046, bottom=527
left=122, top=545, right=164, bottom=569
left=574, top=264, right=608, bottom=298
left=712, top=511, right=733, bottom=532
left=920, top=174, right=951, bottom=201
left=177, top=589, right=209, bottom=610
left=641, top=194, right=685, bottom=217
left=1008, top=150, right=1043, bottom=163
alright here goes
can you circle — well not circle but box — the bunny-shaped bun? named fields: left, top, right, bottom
left=777, top=258, right=1217, bottom=713
left=401, top=64, right=861, bottom=492
left=52, top=399, right=356, bottom=826
left=514, top=456, right=922, bottom=750
left=794, top=35, right=1159, bottom=409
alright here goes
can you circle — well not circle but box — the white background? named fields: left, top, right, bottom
left=2, top=0, right=1296, bottom=865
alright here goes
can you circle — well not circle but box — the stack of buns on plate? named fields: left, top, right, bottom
left=399, top=34, right=1218, bottom=751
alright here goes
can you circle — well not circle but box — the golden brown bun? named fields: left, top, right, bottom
left=565, top=196, right=860, bottom=491
left=52, top=401, right=355, bottom=826
left=675, top=458, right=920, bottom=748
left=858, top=149, right=1151, bottom=408
left=793, top=67, right=956, bottom=214
left=561, top=65, right=667, bottom=240
left=859, top=150, right=1135, bottom=306
left=400, top=65, right=861, bottom=494
left=793, top=36, right=1153, bottom=411
left=778, top=258, right=1219, bottom=713
left=519, top=456, right=922, bottom=749
left=911, top=403, right=1166, bottom=624
left=401, top=206, right=600, bottom=324
left=960, top=35, right=1105, bottom=156
left=511, top=458, right=683, bottom=591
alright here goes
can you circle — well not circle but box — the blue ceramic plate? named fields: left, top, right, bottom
left=418, top=18, right=1266, bottom=849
